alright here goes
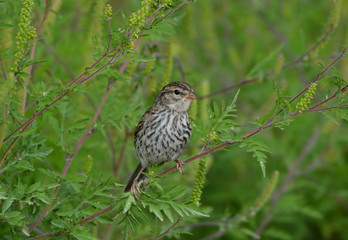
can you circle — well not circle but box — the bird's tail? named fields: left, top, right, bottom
left=124, top=164, right=148, bottom=192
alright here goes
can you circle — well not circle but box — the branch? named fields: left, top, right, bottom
left=2, top=49, right=120, bottom=144
left=29, top=79, right=117, bottom=232
left=26, top=1, right=190, bottom=231
left=201, top=22, right=341, bottom=100
left=156, top=0, right=190, bottom=25
left=175, top=57, right=186, bottom=82
left=113, top=127, right=131, bottom=177
left=22, top=0, right=61, bottom=115
left=61, top=80, right=115, bottom=176
left=274, top=49, right=347, bottom=118
left=28, top=53, right=348, bottom=239
left=152, top=218, right=182, bottom=240
left=159, top=49, right=348, bottom=178
left=176, top=129, right=319, bottom=239
left=2, top=0, right=190, bottom=152
left=28, top=204, right=114, bottom=240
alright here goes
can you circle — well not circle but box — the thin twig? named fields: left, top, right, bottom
left=152, top=218, right=182, bottom=240
left=22, top=0, right=59, bottom=115
left=74, top=204, right=113, bottom=225
left=47, top=45, right=75, bottom=78
left=201, top=229, right=225, bottom=240
left=156, top=0, right=190, bottom=25
left=28, top=232, right=62, bottom=240
left=2, top=50, right=119, bottom=144
left=26, top=2, right=191, bottom=233
left=309, top=103, right=348, bottom=112
left=80, top=50, right=123, bottom=84
left=28, top=76, right=347, bottom=240
left=177, top=129, right=320, bottom=238
left=176, top=217, right=239, bottom=229
left=201, top=27, right=342, bottom=100
left=175, top=57, right=186, bottom=82
left=0, top=58, right=7, bottom=80
left=113, top=127, right=130, bottom=177
left=106, top=128, right=117, bottom=174
left=283, top=25, right=336, bottom=70
left=160, top=49, right=347, bottom=178
left=1, top=0, right=191, bottom=168
left=29, top=204, right=114, bottom=240
left=28, top=80, right=115, bottom=232
left=28, top=34, right=144, bottom=232
left=61, top=80, right=115, bottom=176
left=265, top=49, right=347, bottom=126
left=106, top=18, right=112, bottom=51
left=28, top=200, right=53, bottom=233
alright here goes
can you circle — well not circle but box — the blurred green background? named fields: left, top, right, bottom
left=1, top=0, right=348, bottom=239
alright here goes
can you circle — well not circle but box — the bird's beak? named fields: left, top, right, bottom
left=184, top=92, right=198, bottom=100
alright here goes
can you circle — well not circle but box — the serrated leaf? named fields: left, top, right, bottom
left=259, top=161, right=266, bottom=178
left=123, top=194, right=135, bottom=214
left=6, top=211, right=22, bottom=218
left=2, top=198, right=14, bottom=213
left=231, top=89, right=240, bottom=105
left=149, top=204, right=164, bottom=221
left=14, top=160, right=34, bottom=171
left=51, top=218, right=66, bottom=228
left=14, top=183, right=24, bottom=199
left=56, top=205, right=75, bottom=217
left=213, top=101, right=220, bottom=117
left=38, top=168, right=60, bottom=179
left=182, top=205, right=209, bottom=217
left=34, top=192, right=51, bottom=204
left=28, top=182, right=43, bottom=193
left=70, top=226, right=98, bottom=240
left=171, top=204, right=184, bottom=217
left=160, top=204, right=174, bottom=223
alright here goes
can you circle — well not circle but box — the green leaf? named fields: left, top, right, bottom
left=14, top=160, right=34, bottom=171
left=2, top=198, right=14, bottom=213
left=38, top=168, right=60, bottom=179
left=160, top=204, right=174, bottom=223
left=213, top=101, right=220, bottom=117
left=149, top=204, right=164, bottom=221
left=14, top=183, right=25, bottom=199
left=70, top=226, right=98, bottom=240
left=34, top=192, right=51, bottom=204
left=241, top=228, right=260, bottom=239
left=51, top=218, right=66, bottom=229
left=6, top=211, right=24, bottom=225
left=240, top=138, right=271, bottom=177
left=171, top=204, right=184, bottom=217
left=28, top=182, right=44, bottom=193
left=123, top=194, right=135, bottom=214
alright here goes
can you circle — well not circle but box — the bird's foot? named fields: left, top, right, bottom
left=175, top=160, right=184, bottom=174
left=130, top=181, right=142, bottom=201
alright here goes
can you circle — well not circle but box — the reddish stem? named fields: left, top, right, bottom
left=61, top=80, right=115, bottom=176
left=22, top=0, right=54, bottom=115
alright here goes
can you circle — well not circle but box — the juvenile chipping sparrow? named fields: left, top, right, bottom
left=124, top=81, right=198, bottom=199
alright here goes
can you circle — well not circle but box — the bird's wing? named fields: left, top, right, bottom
left=134, top=107, right=152, bottom=137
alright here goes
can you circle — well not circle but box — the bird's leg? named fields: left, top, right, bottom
left=130, top=167, right=145, bottom=200
left=175, top=160, right=184, bottom=174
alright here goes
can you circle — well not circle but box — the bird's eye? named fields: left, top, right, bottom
left=174, top=90, right=180, bottom=95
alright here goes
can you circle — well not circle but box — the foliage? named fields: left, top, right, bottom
left=0, top=0, right=348, bottom=240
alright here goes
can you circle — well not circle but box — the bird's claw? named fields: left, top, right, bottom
left=175, top=160, right=184, bottom=174
left=130, top=181, right=141, bottom=201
